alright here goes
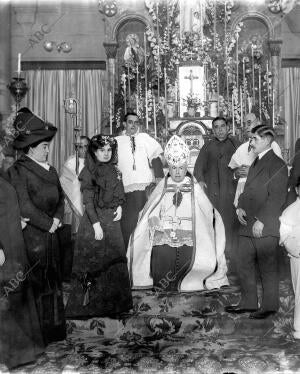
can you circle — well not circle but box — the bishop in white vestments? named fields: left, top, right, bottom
left=128, top=135, right=229, bottom=292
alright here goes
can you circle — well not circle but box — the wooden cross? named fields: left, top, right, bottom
left=184, top=69, right=199, bottom=95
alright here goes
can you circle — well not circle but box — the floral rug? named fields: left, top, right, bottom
left=8, top=267, right=300, bottom=374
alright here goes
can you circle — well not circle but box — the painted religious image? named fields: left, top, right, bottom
left=2, top=0, right=300, bottom=372
left=124, top=33, right=144, bottom=67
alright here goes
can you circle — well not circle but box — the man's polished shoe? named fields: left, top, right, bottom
left=249, top=310, right=277, bottom=319
left=224, top=305, right=257, bottom=314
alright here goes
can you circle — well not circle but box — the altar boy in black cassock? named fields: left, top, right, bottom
left=193, top=117, right=240, bottom=267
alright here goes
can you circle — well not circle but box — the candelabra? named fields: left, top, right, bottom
left=64, top=98, right=81, bottom=175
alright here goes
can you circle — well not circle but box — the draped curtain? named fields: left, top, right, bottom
left=283, top=67, right=300, bottom=159
left=25, top=69, right=106, bottom=172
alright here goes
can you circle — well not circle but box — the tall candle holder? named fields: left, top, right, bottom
left=64, top=98, right=81, bottom=175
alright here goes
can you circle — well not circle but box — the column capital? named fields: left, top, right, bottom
left=103, top=42, right=119, bottom=59
left=268, top=40, right=282, bottom=56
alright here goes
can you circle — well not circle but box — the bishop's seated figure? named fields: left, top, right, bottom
left=127, top=135, right=229, bottom=292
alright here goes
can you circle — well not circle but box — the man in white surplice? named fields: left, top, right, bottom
left=128, top=135, right=229, bottom=292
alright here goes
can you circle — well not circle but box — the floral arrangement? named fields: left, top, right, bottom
left=183, top=94, right=202, bottom=111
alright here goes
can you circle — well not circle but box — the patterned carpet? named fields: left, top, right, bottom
left=6, top=256, right=300, bottom=374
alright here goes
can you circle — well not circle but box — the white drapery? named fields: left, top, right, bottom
left=25, top=69, right=106, bottom=171
left=283, top=67, right=300, bottom=159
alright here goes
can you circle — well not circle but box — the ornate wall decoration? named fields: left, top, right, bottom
left=99, top=0, right=118, bottom=17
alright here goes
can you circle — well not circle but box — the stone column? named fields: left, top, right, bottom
left=103, top=41, right=118, bottom=115
left=0, top=2, right=11, bottom=121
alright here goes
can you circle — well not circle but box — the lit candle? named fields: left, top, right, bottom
left=17, top=53, right=21, bottom=75
left=109, top=92, right=113, bottom=134
left=232, top=94, right=235, bottom=136
left=153, top=96, right=157, bottom=138
left=144, top=33, right=149, bottom=129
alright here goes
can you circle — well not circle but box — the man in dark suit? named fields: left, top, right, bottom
left=225, top=125, right=288, bottom=319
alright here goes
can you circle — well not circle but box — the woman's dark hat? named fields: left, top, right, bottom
left=13, top=107, right=57, bottom=149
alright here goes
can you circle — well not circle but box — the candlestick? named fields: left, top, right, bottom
left=179, top=0, right=182, bottom=46
left=156, top=0, right=160, bottom=99
left=266, top=60, right=270, bottom=107
left=153, top=96, right=157, bottom=138
left=167, top=2, right=170, bottom=49
left=240, top=87, right=243, bottom=128
left=144, top=33, right=149, bottom=130
left=17, top=53, right=21, bottom=75
left=136, top=63, right=139, bottom=114
left=109, top=92, right=113, bottom=134
left=128, top=66, right=131, bottom=109
left=164, top=67, right=168, bottom=132
left=232, top=94, right=235, bottom=136
left=251, top=45, right=255, bottom=104
left=123, top=75, right=127, bottom=114
left=225, top=4, right=229, bottom=109
left=216, top=65, right=219, bottom=114
left=272, top=88, right=275, bottom=128
left=242, top=57, right=246, bottom=114
left=200, top=0, right=204, bottom=48
left=224, top=1, right=227, bottom=59
left=236, top=33, right=239, bottom=96
left=258, top=65, right=262, bottom=121
left=213, top=1, right=216, bottom=50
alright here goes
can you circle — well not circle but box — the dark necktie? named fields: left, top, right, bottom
left=252, top=156, right=259, bottom=167
left=130, top=136, right=136, bottom=170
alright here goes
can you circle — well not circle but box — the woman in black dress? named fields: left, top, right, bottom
left=0, top=141, right=44, bottom=369
left=8, top=108, right=66, bottom=345
left=66, top=135, right=132, bottom=318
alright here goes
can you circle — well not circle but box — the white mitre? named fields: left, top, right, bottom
left=164, top=135, right=190, bottom=167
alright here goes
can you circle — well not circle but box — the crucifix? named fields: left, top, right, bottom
left=184, top=69, right=199, bottom=95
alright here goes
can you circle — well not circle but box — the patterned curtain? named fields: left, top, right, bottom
left=25, top=69, right=106, bottom=172
left=283, top=67, right=300, bottom=160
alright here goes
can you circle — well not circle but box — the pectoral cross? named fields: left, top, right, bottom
left=184, top=69, right=199, bottom=95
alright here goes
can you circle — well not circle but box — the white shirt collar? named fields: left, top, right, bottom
left=27, top=155, right=50, bottom=170
left=258, top=147, right=272, bottom=160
